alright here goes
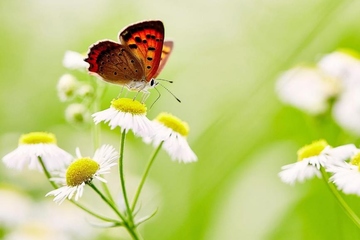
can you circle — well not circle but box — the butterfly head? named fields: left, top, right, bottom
left=124, top=78, right=158, bottom=92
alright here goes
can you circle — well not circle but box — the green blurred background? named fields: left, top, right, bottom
left=1, top=0, right=360, bottom=239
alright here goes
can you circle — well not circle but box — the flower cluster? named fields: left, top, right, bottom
left=2, top=101, right=197, bottom=203
left=276, top=49, right=360, bottom=135
left=1, top=49, right=198, bottom=239
left=57, top=51, right=94, bottom=125
left=93, top=98, right=197, bottom=163
left=276, top=49, right=360, bottom=228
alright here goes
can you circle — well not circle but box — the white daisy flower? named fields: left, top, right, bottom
left=46, top=145, right=118, bottom=204
left=327, top=151, right=360, bottom=196
left=92, top=98, right=155, bottom=137
left=332, top=88, right=360, bottom=136
left=2, top=132, right=72, bottom=172
left=62, top=50, right=89, bottom=70
left=275, top=66, right=339, bottom=115
left=57, top=74, right=79, bottom=102
left=318, top=49, right=360, bottom=90
left=278, top=140, right=356, bottom=185
left=145, top=112, right=197, bottom=163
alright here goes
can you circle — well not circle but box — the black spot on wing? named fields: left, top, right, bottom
left=135, top=36, right=142, bottom=43
left=129, top=44, right=138, bottom=49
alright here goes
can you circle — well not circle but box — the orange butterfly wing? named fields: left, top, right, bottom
left=153, top=40, right=173, bottom=78
left=119, top=20, right=165, bottom=82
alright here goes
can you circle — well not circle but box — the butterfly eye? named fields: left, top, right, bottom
left=150, top=79, right=157, bottom=87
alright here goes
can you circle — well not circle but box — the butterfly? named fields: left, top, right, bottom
left=84, top=20, right=173, bottom=93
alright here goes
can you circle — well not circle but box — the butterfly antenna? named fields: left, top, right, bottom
left=150, top=87, right=162, bottom=109
left=156, top=78, right=174, bottom=84
left=157, top=82, right=181, bottom=103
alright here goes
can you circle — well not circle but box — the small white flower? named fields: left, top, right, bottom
left=327, top=151, right=360, bottom=196
left=65, top=103, right=90, bottom=125
left=76, top=84, right=94, bottom=98
left=46, top=145, right=118, bottom=204
left=279, top=140, right=356, bottom=185
left=57, top=74, right=79, bottom=102
left=92, top=98, right=155, bottom=137
left=318, top=49, right=360, bottom=90
left=146, top=112, right=197, bottom=163
left=62, top=50, right=89, bottom=70
left=332, top=88, right=360, bottom=136
left=275, top=66, right=339, bottom=115
left=2, top=132, right=72, bottom=172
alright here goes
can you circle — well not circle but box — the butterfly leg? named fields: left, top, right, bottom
left=117, top=86, right=124, bottom=99
left=141, top=91, right=150, bottom=103
left=116, top=86, right=128, bottom=99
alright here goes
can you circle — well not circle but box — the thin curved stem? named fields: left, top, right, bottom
left=70, top=200, right=121, bottom=224
left=131, top=141, right=163, bottom=212
left=89, top=183, right=140, bottom=240
left=88, top=183, right=127, bottom=223
left=38, top=156, right=58, bottom=189
left=119, top=130, right=134, bottom=225
left=320, top=167, right=360, bottom=228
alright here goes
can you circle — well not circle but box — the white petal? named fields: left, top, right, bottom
left=329, top=164, right=360, bottom=196
left=279, top=160, right=321, bottom=185
left=162, top=133, right=197, bottom=163
left=93, top=145, right=118, bottom=169
left=2, top=144, right=73, bottom=172
left=92, top=107, right=155, bottom=137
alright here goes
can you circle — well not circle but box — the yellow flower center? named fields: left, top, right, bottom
left=19, top=132, right=57, bottom=145
left=155, top=112, right=189, bottom=136
left=111, top=98, right=147, bottom=115
left=350, top=152, right=360, bottom=169
left=66, top=157, right=99, bottom=186
left=297, top=139, right=329, bottom=161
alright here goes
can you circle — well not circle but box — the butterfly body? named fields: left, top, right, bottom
left=85, top=20, right=173, bottom=92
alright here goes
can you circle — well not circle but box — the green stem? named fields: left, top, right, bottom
left=89, top=183, right=140, bottom=240
left=131, top=141, right=163, bottom=212
left=38, top=156, right=120, bottom=225
left=119, top=130, right=134, bottom=225
left=102, top=182, right=115, bottom=204
left=37, top=156, right=57, bottom=189
left=70, top=200, right=121, bottom=225
left=320, top=167, right=360, bottom=228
